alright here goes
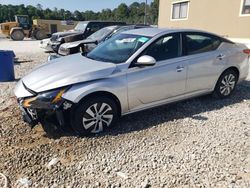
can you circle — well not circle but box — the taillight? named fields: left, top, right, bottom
left=243, top=49, right=250, bottom=54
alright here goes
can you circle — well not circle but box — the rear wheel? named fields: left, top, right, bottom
left=11, top=30, right=25, bottom=41
left=72, top=96, right=119, bottom=135
left=213, top=69, right=238, bottom=98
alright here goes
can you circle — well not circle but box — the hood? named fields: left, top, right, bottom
left=61, top=39, right=97, bottom=49
left=21, top=54, right=117, bottom=93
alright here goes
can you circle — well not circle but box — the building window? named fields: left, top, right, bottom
left=242, top=0, right=250, bottom=14
left=172, top=1, right=189, bottom=19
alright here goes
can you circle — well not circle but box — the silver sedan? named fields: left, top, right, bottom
left=15, top=28, right=250, bottom=135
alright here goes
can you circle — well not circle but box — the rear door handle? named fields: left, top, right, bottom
left=176, top=65, right=184, bottom=72
left=217, top=54, right=225, bottom=60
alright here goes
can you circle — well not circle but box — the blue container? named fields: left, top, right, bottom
left=0, top=50, right=15, bottom=81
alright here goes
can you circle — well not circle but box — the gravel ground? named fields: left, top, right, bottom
left=0, top=39, right=250, bottom=187
left=0, top=37, right=47, bottom=55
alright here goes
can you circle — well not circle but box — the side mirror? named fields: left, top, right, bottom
left=135, top=55, right=156, bottom=67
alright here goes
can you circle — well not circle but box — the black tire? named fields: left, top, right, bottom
left=34, top=29, right=47, bottom=40
left=41, top=119, right=60, bottom=138
left=11, top=30, right=25, bottom=41
left=213, top=69, right=238, bottom=98
left=72, top=96, right=119, bottom=136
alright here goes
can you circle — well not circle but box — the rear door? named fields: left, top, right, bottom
left=183, top=32, right=227, bottom=92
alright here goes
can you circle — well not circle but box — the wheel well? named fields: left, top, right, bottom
left=78, top=91, right=122, bottom=116
left=222, top=67, right=240, bottom=81
left=10, top=28, right=24, bottom=34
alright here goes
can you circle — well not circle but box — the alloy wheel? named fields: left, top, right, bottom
left=219, top=74, right=236, bottom=96
left=82, top=103, right=113, bottom=133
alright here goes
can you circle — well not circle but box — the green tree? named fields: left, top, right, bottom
left=114, top=3, right=129, bottom=21
left=74, top=10, right=83, bottom=21
left=0, top=2, right=159, bottom=25
left=150, top=0, right=159, bottom=24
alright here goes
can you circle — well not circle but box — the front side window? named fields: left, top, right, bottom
left=143, top=33, right=181, bottom=61
left=88, top=23, right=102, bottom=33
left=185, top=33, right=221, bottom=55
left=172, top=1, right=189, bottom=19
left=242, top=0, right=250, bottom=14
left=87, top=34, right=151, bottom=64
left=17, top=16, right=29, bottom=25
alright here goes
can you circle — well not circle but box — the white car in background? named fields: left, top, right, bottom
left=39, top=38, right=53, bottom=52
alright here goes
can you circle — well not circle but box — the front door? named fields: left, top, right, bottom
left=127, top=33, right=187, bottom=111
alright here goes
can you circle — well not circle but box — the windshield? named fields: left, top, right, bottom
left=86, top=34, right=151, bottom=64
left=88, top=26, right=115, bottom=40
left=75, top=22, right=88, bottom=31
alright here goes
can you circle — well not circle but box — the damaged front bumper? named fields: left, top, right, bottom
left=18, top=98, right=73, bottom=128
left=17, top=85, right=73, bottom=128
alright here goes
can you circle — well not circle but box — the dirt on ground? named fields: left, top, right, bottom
left=0, top=39, right=250, bottom=188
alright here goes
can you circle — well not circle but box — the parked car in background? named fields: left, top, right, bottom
left=15, top=28, right=250, bottom=135
left=39, top=38, right=53, bottom=52
left=50, top=21, right=126, bottom=53
left=58, top=24, right=151, bottom=56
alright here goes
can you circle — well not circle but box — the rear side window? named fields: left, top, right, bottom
left=185, top=33, right=221, bottom=55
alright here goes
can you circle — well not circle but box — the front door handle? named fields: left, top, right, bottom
left=217, top=54, right=225, bottom=60
left=176, top=66, right=184, bottom=72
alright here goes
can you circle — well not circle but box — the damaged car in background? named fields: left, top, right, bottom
left=15, top=28, right=250, bottom=136
left=39, top=38, right=53, bottom=52
left=50, top=21, right=126, bottom=53
left=58, top=24, right=151, bottom=56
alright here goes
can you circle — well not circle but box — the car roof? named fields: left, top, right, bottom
left=122, top=27, right=217, bottom=37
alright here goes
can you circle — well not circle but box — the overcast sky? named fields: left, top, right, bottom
left=0, top=0, right=153, bottom=12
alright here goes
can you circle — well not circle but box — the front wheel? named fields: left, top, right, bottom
left=72, top=96, right=119, bottom=135
left=213, top=69, right=238, bottom=98
left=11, top=30, right=25, bottom=41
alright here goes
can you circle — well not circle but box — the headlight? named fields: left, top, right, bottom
left=22, top=87, right=70, bottom=109
left=59, top=46, right=70, bottom=56
left=52, top=41, right=61, bottom=46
